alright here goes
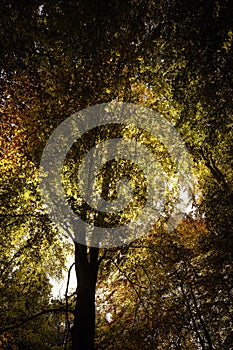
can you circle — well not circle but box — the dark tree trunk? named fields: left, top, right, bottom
left=71, top=242, right=99, bottom=350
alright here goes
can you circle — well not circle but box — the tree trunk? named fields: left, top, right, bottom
left=71, top=242, right=99, bottom=350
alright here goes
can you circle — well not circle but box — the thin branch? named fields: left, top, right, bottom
left=0, top=307, right=71, bottom=333
left=200, top=148, right=230, bottom=189
left=180, top=283, right=206, bottom=350
left=189, top=286, right=214, bottom=350
left=109, top=257, right=149, bottom=321
left=64, top=262, right=75, bottom=350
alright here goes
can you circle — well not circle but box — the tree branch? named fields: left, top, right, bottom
left=64, top=262, right=75, bottom=350
left=0, top=307, right=72, bottom=333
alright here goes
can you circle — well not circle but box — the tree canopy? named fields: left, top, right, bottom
left=1, top=0, right=232, bottom=349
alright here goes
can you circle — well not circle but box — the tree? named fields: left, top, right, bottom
left=1, top=0, right=232, bottom=349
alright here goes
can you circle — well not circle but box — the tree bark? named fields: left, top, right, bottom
left=71, top=242, right=99, bottom=350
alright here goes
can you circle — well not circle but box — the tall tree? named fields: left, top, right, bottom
left=1, top=1, right=232, bottom=349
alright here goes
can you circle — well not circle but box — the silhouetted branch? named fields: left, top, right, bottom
left=0, top=307, right=71, bottom=333
left=64, top=262, right=75, bottom=350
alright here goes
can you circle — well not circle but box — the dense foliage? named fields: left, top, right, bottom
left=1, top=0, right=232, bottom=349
